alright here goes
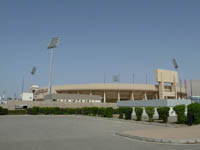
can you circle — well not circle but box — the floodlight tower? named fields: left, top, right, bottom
left=47, top=37, right=59, bottom=97
left=31, top=66, right=36, bottom=76
left=30, top=66, right=37, bottom=87
left=172, top=58, right=182, bottom=99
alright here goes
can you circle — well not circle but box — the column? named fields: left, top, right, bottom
left=159, top=81, right=164, bottom=99
left=90, top=91, right=92, bottom=95
left=158, top=72, right=164, bottom=99
left=144, top=92, right=147, bottom=100
left=118, top=91, right=120, bottom=101
left=103, top=91, right=106, bottom=103
left=155, top=93, right=158, bottom=99
left=131, top=91, right=134, bottom=100
left=172, top=75, right=177, bottom=99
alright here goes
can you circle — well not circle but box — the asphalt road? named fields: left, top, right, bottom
left=0, top=115, right=199, bottom=150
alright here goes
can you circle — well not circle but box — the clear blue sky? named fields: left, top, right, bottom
left=1, top=0, right=200, bottom=97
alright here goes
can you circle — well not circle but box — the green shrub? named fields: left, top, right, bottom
left=124, top=107, right=133, bottom=120
left=118, top=107, right=133, bottom=120
left=98, top=107, right=106, bottom=117
left=157, top=107, right=170, bottom=123
left=91, top=107, right=98, bottom=116
left=104, top=107, right=113, bottom=118
left=27, top=107, right=40, bottom=115
left=82, top=107, right=90, bottom=115
left=188, top=103, right=200, bottom=125
left=0, top=107, right=8, bottom=115
left=113, top=108, right=119, bottom=114
left=66, top=108, right=76, bottom=114
left=22, top=106, right=114, bottom=118
left=118, top=107, right=124, bottom=119
left=41, top=107, right=52, bottom=114
left=135, top=107, right=143, bottom=121
left=145, top=107, right=154, bottom=122
left=8, top=110, right=27, bottom=115
left=173, top=105, right=186, bottom=124
left=53, top=107, right=62, bottom=114
left=74, top=108, right=82, bottom=114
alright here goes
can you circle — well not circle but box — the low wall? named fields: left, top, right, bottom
left=0, top=101, right=117, bottom=110
left=117, top=99, right=192, bottom=117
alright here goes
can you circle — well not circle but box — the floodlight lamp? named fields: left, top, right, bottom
left=31, top=66, right=36, bottom=75
left=172, top=58, right=179, bottom=70
left=48, top=37, right=59, bottom=49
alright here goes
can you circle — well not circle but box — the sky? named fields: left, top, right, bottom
left=0, top=0, right=200, bottom=97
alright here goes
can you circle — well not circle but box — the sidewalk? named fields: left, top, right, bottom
left=116, top=125, right=200, bottom=144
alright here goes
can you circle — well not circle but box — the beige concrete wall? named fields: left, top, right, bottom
left=155, top=69, right=178, bottom=83
left=0, top=101, right=117, bottom=110
left=37, top=83, right=158, bottom=93
left=155, top=69, right=180, bottom=99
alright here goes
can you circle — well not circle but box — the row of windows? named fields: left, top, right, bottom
left=57, top=99, right=101, bottom=103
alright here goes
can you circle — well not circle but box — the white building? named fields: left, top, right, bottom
left=22, top=93, right=33, bottom=101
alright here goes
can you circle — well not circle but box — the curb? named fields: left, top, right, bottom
left=115, top=132, right=200, bottom=144
left=77, top=115, right=187, bottom=128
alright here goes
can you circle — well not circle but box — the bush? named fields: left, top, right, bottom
left=91, top=107, right=98, bottom=116
left=66, top=108, right=77, bottom=115
left=104, top=107, right=113, bottom=118
left=82, top=107, right=91, bottom=115
left=173, top=105, right=186, bottom=124
left=22, top=106, right=114, bottom=118
left=74, top=108, right=82, bottom=114
left=188, top=103, right=200, bottom=125
left=124, top=107, right=133, bottom=120
left=52, top=107, right=62, bottom=114
left=98, top=107, right=106, bottom=117
left=8, top=110, right=27, bottom=115
left=157, top=107, right=170, bottom=123
left=27, top=107, right=40, bottom=115
left=0, top=107, right=8, bottom=115
left=135, top=107, right=143, bottom=121
left=118, top=107, right=124, bottom=119
left=113, top=108, right=119, bottom=114
left=145, top=107, right=154, bottom=122
left=27, top=107, right=65, bottom=115
left=41, top=107, right=52, bottom=114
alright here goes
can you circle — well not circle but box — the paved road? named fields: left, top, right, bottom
left=0, top=115, right=199, bottom=150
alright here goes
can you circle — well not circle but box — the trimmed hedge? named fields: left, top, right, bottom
left=118, top=107, right=133, bottom=120
left=98, top=107, right=106, bottom=117
left=118, top=107, right=124, bottom=119
left=27, top=107, right=40, bottom=115
left=104, top=107, right=113, bottom=118
left=26, top=107, right=114, bottom=118
left=8, top=110, right=27, bottom=115
left=145, top=107, right=154, bottom=122
left=135, top=107, right=143, bottom=121
left=82, top=107, right=91, bottom=115
left=91, top=107, right=99, bottom=116
left=157, top=107, right=170, bottom=123
left=113, top=108, right=119, bottom=114
left=124, top=107, right=133, bottom=120
left=0, top=107, right=8, bottom=115
left=173, top=105, right=186, bottom=124
left=188, top=103, right=200, bottom=125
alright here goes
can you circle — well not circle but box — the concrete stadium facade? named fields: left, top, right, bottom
left=34, top=83, right=187, bottom=103
left=34, top=69, right=187, bottom=103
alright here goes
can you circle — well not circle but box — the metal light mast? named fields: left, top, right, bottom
left=47, top=37, right=59, bottom=97
left=172, top=58, right=182, bottom=99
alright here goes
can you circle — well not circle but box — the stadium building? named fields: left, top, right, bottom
left=33, top=69, right=187, bottom=103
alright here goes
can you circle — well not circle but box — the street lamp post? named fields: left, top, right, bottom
left=172, top=58, right=182, bottom=99
left=47, top=37, right=59, bottom=98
